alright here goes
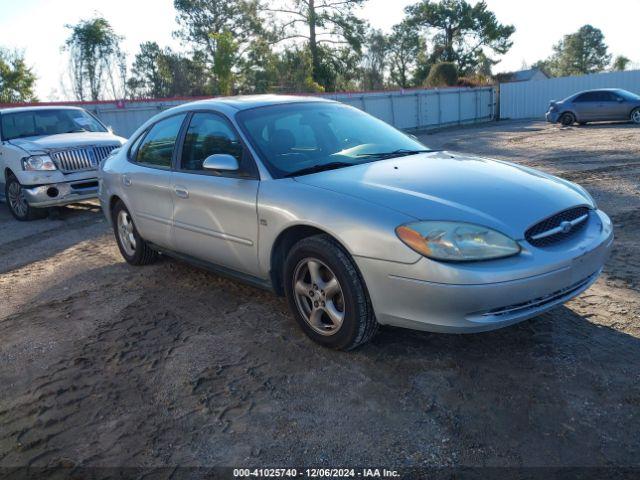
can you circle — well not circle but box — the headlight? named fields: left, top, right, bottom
left=22, top=155, right=57, bottom=171
left=396, top=221, right=521, bottom=261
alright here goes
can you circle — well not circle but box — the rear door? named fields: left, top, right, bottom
left=121, top=113, right=187, bottom=249
left=171, top=111, right=261, bottom=276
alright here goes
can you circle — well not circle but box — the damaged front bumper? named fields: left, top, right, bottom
left=21, top=178, right=99, bottom=207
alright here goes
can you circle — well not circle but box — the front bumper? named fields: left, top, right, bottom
left=22, top=178, right=99, bottom=207
left=355, top=210, right=613, bottom=333
left=546, top=111, right=560, bottom=123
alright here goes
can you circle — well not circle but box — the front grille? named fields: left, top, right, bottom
left=525, top=206, right=591, bottom=247
left=480, top=271, right=599, bottom=319
left=52, top=145, right=119, bottom=173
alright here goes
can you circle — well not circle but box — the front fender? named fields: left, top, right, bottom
left=256, top=179, right=421, bottom=277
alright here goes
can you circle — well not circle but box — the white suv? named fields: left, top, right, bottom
left=1, top=106, right=125, bottom=220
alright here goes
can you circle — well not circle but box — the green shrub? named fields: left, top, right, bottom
left=426, top=62, right=458, bottom=87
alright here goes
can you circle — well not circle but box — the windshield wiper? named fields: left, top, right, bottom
left=283, top=161, right=355, bottom=178
left=356, top=148, right=440, bottom=159
left=64, top=128, right=88, bottom=133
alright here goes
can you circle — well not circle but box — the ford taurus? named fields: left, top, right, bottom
left=99, top=96, right=613, bottom=350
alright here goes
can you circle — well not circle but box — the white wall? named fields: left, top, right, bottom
left=500, top=69, right=640, bottom=119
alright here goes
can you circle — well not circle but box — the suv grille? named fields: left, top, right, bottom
left=525, top=206, right=591, bottom=247
left=52, top=145, right=119, bottom=173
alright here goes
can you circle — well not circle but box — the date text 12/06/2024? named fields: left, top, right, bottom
left=233, top=468, right=400, bottom=478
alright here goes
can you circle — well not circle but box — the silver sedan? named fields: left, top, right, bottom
left=99, top=96, right=613, bottom=350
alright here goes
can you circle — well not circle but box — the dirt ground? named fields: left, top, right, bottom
left=0, top=120, right=639, bottom=470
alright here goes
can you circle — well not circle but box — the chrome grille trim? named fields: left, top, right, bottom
left=525, top=206, right=591, bottom=247
left=530, top=214, right=589, bottom=240
left=51, top=145, right=120, bottom=173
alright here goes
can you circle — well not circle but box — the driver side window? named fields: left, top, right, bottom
left=180, top=112, right=243, bottom=171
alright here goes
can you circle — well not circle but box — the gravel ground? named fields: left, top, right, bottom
left=0, top=120, right=638, bottom=470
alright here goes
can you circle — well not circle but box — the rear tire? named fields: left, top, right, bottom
left=560, top=112, right=575, bottom=126
left=631, top=108, right=640, bottom=125
left=283, top=234, right=378, bottom=350
left=111, top=200, right=158, bottom=265
left=4, top=174, right=47, bottom=221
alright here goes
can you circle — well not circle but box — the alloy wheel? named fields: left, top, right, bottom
left=293, top=258, right=345, bottom=336
left=7, top=180, right=28, bottom=218
left=632, top=109, right=640, bottom=124
left=117, top=210, right=137, bottom=256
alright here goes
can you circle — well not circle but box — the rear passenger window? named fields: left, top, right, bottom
left=135, top=114, right=186, bottom=169
left=574, top=92, right=598, bottom=102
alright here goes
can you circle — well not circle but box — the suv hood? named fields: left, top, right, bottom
left=9, top=132, right=125, bottom=154
left=294, top=152, right=593, bottom=239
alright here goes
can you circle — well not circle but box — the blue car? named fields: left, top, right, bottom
left=546, top=88, right=640, bottom=126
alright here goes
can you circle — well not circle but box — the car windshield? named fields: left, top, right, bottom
left=618, top=89, right=640, bottom=101
left=236, top=102, right=432, bottom=178
left=1, top=109, right=107, bottom=141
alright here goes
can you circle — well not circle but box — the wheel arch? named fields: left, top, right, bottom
left=269, top=224, right=353, bottom=296
left=108, top=194, right=125, bottom=223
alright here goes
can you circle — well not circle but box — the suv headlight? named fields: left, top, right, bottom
left=396, top=221, right=521, bottom=262
left=22, top=155, right=57, bottom=171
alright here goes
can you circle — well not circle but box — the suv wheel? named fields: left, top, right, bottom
left=284, top=234, right=378, bottom=350
left=5, top=174, right=47, bottom=221
left=560, top=112, right=575, bottom=126
left=631, top=108, right=640, bottom=125
left=112, top=200, right=158, bottom=265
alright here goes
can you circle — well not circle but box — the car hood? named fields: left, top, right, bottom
left=9, top=132, right=126, bottom=154
left=294, top=152, right=594, bottom=239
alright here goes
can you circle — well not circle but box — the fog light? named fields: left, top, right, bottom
left=47, top=187, right=59, bottom=198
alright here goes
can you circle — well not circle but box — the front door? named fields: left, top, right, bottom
left=121, top=113, right=187, bottom=249
left=171, top=111, right=260, bottom=276
left=604, top=91, right=630, bottom=120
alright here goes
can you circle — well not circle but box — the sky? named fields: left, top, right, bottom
left=0, top=0, right=638, bottom=100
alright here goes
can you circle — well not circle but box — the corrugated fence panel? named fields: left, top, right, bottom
left=40, top=87, right=496, bottom=138
left=500, top=69, right=640, bottom=119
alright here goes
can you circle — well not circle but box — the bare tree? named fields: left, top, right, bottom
left=63, top=17, right=124, bottom=101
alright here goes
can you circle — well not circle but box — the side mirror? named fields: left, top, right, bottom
left=107, top=126, right=114, bottom=134
left=203, top=154, right=239, bottom=172
left=617, top=97, right=624, bottom=103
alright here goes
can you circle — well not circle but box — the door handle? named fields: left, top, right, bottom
left=122, top=175, right=132, bottom=187
left=174, top=186, right=189, bottom=199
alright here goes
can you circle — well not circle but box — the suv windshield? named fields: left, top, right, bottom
left=236, top=102, right=431, bottom=178
left=1, top=109, right=107, bottom=141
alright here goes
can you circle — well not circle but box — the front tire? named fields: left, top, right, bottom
left=283, top=235, right=377, bottom=350
left=4, top=174, right=47, bottom=221
left=631, top=108, right=640, bottom=125
left=111, top=200, right=158, bottom=265
left=560, top=112, right=576, bottom=126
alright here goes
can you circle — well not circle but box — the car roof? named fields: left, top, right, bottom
left=0, top=105, right=86, bottom=114
left=171, top=94, right=333, bottom=113
left=575, top=88, right=627, bottom=95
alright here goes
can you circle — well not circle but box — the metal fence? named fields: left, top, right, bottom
left=499, top=69, right=640, bottom=119
left=60, top=86, right=496, bottom=138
